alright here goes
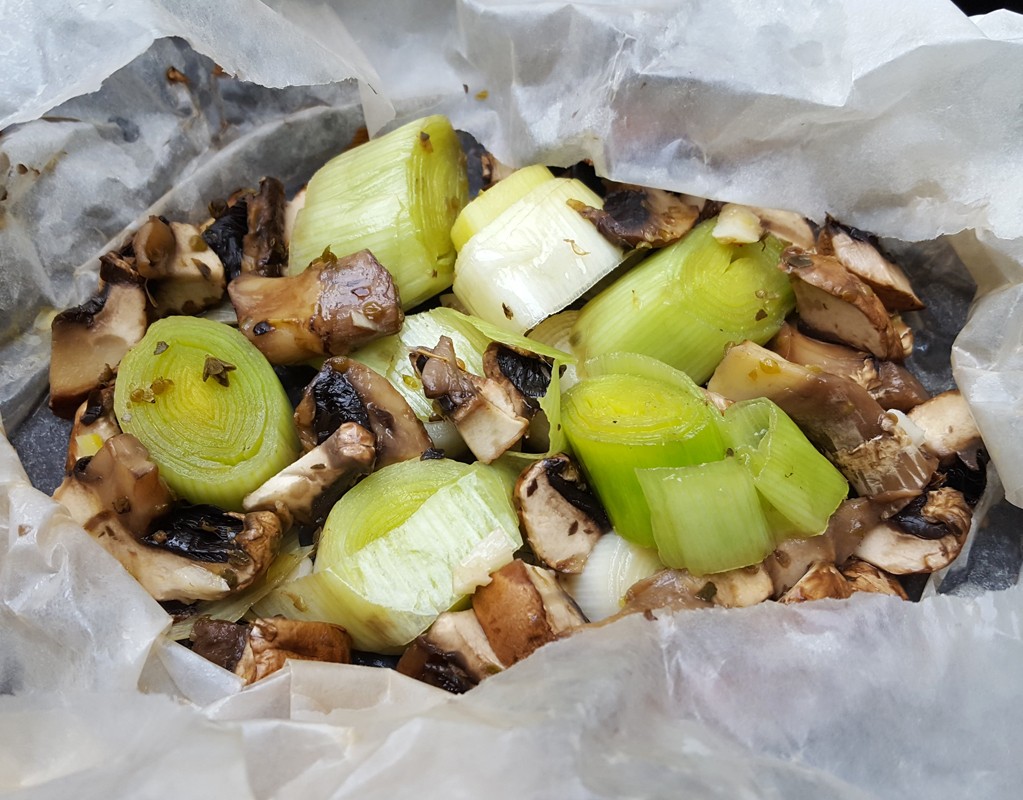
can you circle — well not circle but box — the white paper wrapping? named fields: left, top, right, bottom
left=2, top=1, right=1023, bottom=797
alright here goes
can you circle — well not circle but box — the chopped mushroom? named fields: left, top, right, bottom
left=748, top=206, right=817, bottom=250
left=780, top=248, right=905, bottom=361
left=514, top=455, right=610, bottom=573
left=202, top=197, right=249, bottom=281
left=413, top=336, right=530, bottom=463
left=669, top=564, right=774, bottom=608
left=763, top=534, right=838, bottom=598
left=294, top=357, right=432, bottom=466
left=190, top=616, right=352, bottom=685
left=54, top=434, right=283, bottom=602
left=769, top=322, right=929, bottom=412
left=779, top=562, right=853, bottom=603
left=48, top=264, right=148, bottom=419
left=712, top=203, right=764, bottom=245
left=132, top=216, right=226, bottom=317
left=907, top=390, right=984, bottom=469
left=229, top=248, right=403, bottom=364
left=854, top=488, right=971, bottom=574
left=472, top=559, right=586, bottom=665
left=396, top=609, right=506, bottom=693
left=241, top=177, right=288, bottom=277
left=817, top=220, right=924, bottom=312
left=840, top=558, right=909, bottom=599
left=569, top=184, right=700, bottom=248
left=243, top=422, right=376, bottom=526
left=65, top=386, right=121, bottom=470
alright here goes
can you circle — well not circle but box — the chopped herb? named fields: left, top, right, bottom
left=153, top=340, right=169, bottom=355
left=203, top=355, right=237, bottom=387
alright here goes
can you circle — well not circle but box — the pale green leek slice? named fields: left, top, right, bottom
left=637, top=458, right=775, bottom=576
left=453, top=178, right=624, bottom=334
left=571, top=220, right=793, bottom=384
left=288, top=115, right=469, bottom=309
left=257, top=459, right=521, bottom=652
left=562, top=355, right=726, bottom=548
left=450, top=164, right=555, bottom=251
left=720, top=398, right=849, bottom=539
left=114, top=316, right=300, bottom=510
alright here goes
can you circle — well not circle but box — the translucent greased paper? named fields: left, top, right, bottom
left=2, top=1, right=1023, bottom=798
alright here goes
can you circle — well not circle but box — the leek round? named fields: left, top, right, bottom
left=560, top=531, right=664, bottom=621
left=288, top=115, right=469, bottom=310
left=562, top=354, right=726, bottom=548
left=453, top=178, right=624, bottom=335
left=571, top=220, right=793, bottom=384
left=263, top=459, right=522, bottom=651
left=450, top=164, right=555, bottom=251
left=114, top=316, right=300, bottom=510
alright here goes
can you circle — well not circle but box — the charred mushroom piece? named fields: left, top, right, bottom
left=294, top=357, right=431, bottom=466
left=769, top=322, right=929, bottom=412
left=482, top=341, right=553, bottom=414
left=229, top=248, right=403, bottom=364
left=191, top=616, right=352, bottom=685
left=779, top=562, right=853, bottom=603
left=241, top=177, right=288, bottom=277
left=413, top=336, right=529, bottom=464
left=472, top=559, right=586, bottom=665
left=49, top=272, right=148, bottom=419
left=396, top=609, right=506, bottom=694
left=854, top=488, right=971, bottom=574
left=840, top=558, right=909, bottom=599
left=780, top=248, right=905, bottom=361
left=54, top=434, right=281, bottom=602
left=817, top=220, right=924, bottom=312
left=514, top=455, right=610, bottom=573
left=569, top=185, right=699, bottom=249
left=907, top=390, right=984, bottom=469
left=65, top=386, right=121, bottom=470
left=243, top=422, right=376, bottom=526
left=202, top=198, right=249, bottom=281
left=133, top=217, right=227, bottom=317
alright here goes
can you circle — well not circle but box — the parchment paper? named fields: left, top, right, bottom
left=2, top=1, right=1023, bottom=798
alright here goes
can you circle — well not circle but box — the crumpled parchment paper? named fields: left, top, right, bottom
left=2, top=1, right=1023, bottom=798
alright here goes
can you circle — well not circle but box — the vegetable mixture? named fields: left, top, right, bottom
left=47, top=115, right=987, bottom=693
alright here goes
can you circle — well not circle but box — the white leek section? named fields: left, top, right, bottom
left=453, top=179, right=624, bottom=335
left=560, top=531, right=664, bottom=622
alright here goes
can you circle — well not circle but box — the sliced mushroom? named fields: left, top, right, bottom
left=708, top=341, right=936, bottom=503
left=190, top=616, right=352, bottom=685
left=907, top=390, right=984, bottom=469
left=65, top=386, right=121, bottom=470
left=780, top=248, right=905, bottom=361
left=514, top=455, right=610, bottom=573
left=669, top=564, right=774, bottom=608
left=241, top=177, right=288, bottom=277
left=769, top=322, right=929, bottom=411
left=472, top=559, right=586, bottom=666
left=396, top=609, right=506, bottom=694
left=748, top=207, right=817, bottom=250
left=823, top=498, right=883, bottom=564
left=242, top=422, right=376, bottom=526
left=854, top=488, right=971, bottom=574
left=712, top=203, right=764, bottom=245
left=778, top=562, right=853, bottom=603
left=133, top=217, right=227, bottom=317
left=569, top=185, right=699, bottom=249
left=294, top=357, right=432, bottom=466
left=229, top=248, right=403, bottom=364
left=817, top=220, right=924, bottom=312
left=49, top=270, right=148, bottom=419
left=413, top=336, right=529, bottom=464
left=840, top=558, right=909, bottom=599
left=54, top=434, right=282, bottom=602
left=763, top=534, right=837, bottom=598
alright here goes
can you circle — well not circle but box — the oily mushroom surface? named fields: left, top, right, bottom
left=396, top=609, right=506, bottom=694
left=569, top=184, right=700, bottom=249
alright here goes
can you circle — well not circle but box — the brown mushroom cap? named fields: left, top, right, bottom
left=396, top=609, right=506, bottom=694
left=779, top=562, right=853, bottom=603
left=817, top=222, right=924, bottom=312
left=241, top=177, right=288, bottom=278
left=780, top=248, right=905, bottom=361
left=570, top=185, right=700, bottom=249
left=472, top=559, right=585, bottom=665
left=229, top=248, right=403, bottom=364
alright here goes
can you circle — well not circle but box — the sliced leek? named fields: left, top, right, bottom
left=450, top=164, right=555, bottom=251
left=720, top=398, right=848, bottom=538
left=453, top=178, right=624, bottom=335
left=637, top=458, right=776, bottom=576
left=257, top=459, right=522, bottom=652
left=562, top=354, right=725, bottom=548
left=559, top=531, right=664, bottom=621
left=571, top=219, right=793, bottom=384
left=288, top=115, right=469, bottom=309
left=114, top=317, right=300, bottom=510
